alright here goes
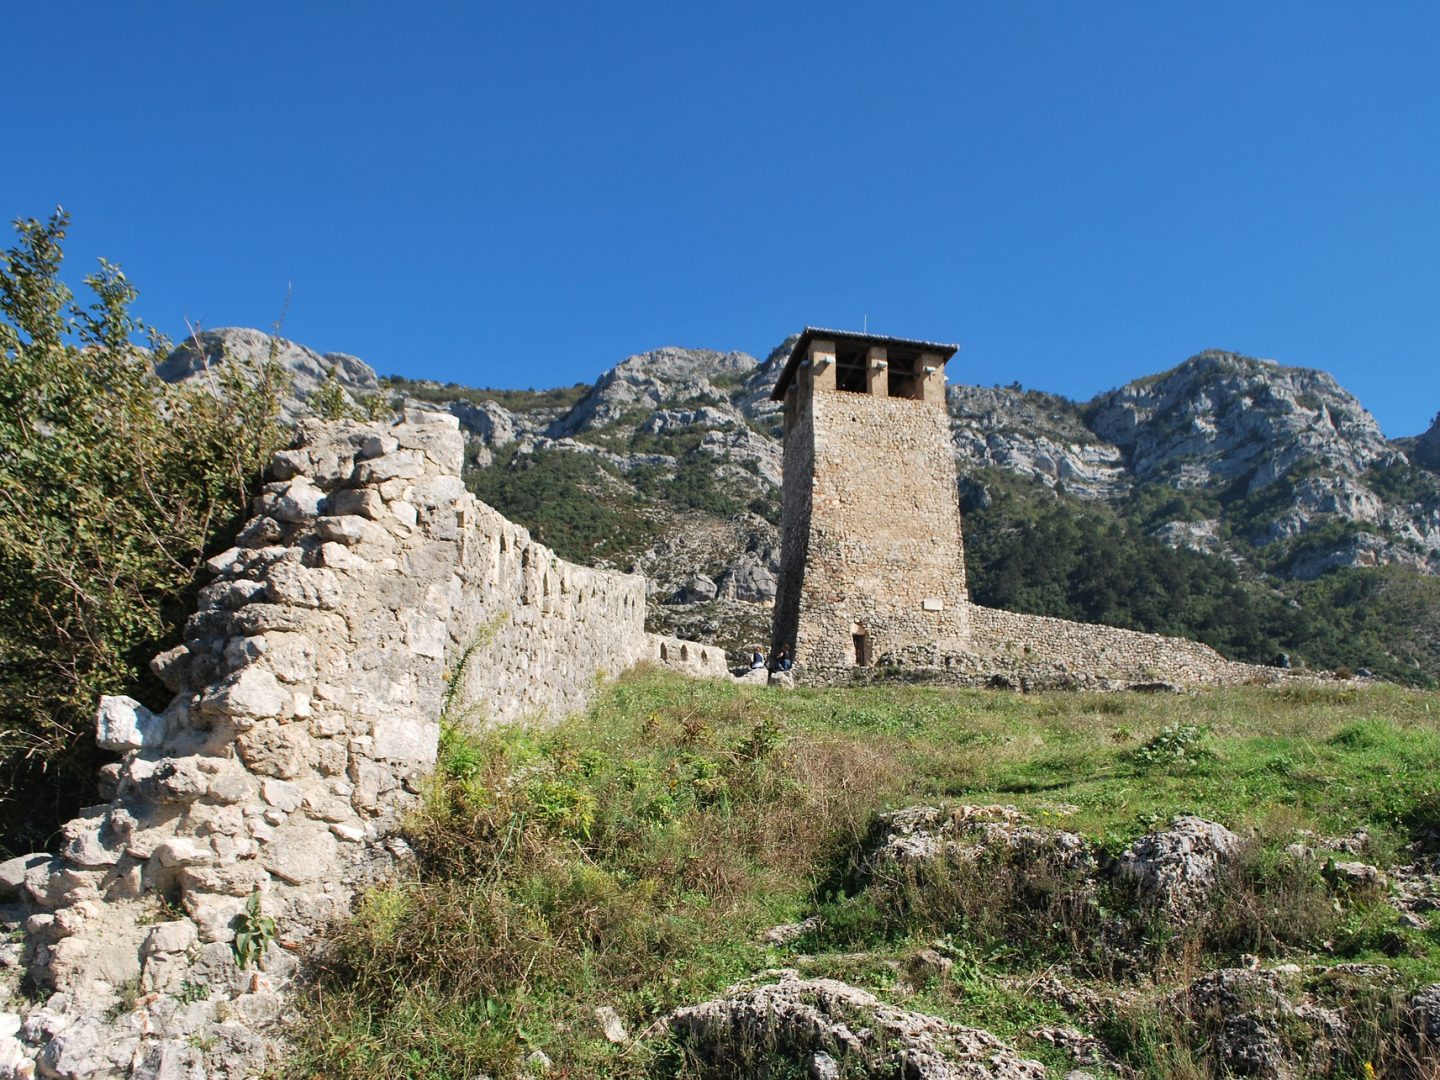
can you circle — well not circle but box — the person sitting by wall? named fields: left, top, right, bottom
left=771, top=645, right=792, bottom=672
left=750, top=646, right=767, bottom=669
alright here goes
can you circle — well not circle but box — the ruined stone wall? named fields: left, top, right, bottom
left=0, top=414, right=720, bottom=1080
left=966, top=605, right=1270, bottom=687
left=787, top=387, right=971, bottom=678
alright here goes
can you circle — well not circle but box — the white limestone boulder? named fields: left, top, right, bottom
left=94, top=696, right=166, bottom=752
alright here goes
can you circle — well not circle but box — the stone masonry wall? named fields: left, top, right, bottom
left=785, top=385, right=971, bottom=678
left=965, top=604, right=1273, bottom=688
left=0, top=413, right=720, bottom=1080
left=769, top=383, right=815, bottom=664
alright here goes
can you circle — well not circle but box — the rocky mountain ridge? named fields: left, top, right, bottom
left=155, top=329, right=1440, bottom=669
left=415, top=341, right=1439, bottom=580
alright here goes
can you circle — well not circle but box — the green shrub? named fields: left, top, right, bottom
left=0, top=209, right=287, bottom=853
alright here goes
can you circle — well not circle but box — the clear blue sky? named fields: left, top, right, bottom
left=5, top=3, right=1438, bottom=435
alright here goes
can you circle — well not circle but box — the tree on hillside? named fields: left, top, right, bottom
left=0, top=209, right=290, bottom=853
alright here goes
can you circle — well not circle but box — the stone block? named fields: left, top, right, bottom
left=199, top=666, right=290, bottom=725
left=358, top=433, right=399, bottom=460
left=236, top=724, right=309, bottom=779
left=0, top=853, right=52, bottom=901
left=149, top=644, right=193, bottom=693
left=141, top=920, right=197, bottom=958
left=402, top=610, right=447, bottom=659
left=269, top=477, right=325, bottom=523
left=262, top=823, right=338, bottom=885
left=314, top=514, right=391, bottom=547
left=260, top=778, right=302, bottom=813
left=26, top=861, right=101, bottom=908
left=153, top=838, right=213, bottom=869
left=355, top=448, right=425, bottom=483
left=326, top=487, right=386, bottom=520
left=265, top=563, right=342, bottom=610
left=60, top=807, right=121, bottom=869
left=95, top=695, right=167, bottom=752
left=35, top=1016, right=139, bottom=1079
left=318, top=541, right=373, bottom=572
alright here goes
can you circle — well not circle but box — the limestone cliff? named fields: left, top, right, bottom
left=157, top=327, right=380, bottom=422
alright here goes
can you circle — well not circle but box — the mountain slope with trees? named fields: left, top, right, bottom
left=380, top=342, right=1440, bottom=684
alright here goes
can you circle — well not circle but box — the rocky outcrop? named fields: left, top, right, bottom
left=1410, top=413, right=1440, bottom=472
left=949, top=384, right=1128, bottom=499
left=0, top=414, right=723, bottom=1079
left=1115, top=816, right=1240, bottom=917
left=861, top=804, right=1092, bottom=879
left=547, top=346, right=758, bottom=439
left=157, top=328, right=380, bottom=422
left=661, top=972, right=1046, bottom=1079
left=1088, top=352, right=1395, bottom=488
left=859, top=806, right=1244, bottom=922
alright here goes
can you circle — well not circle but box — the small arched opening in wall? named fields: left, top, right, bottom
left=852, top=623, right=872, bottom=667
left=680, top=644, right=690, bottom=662
left=659, top=643, right=669, bottom=661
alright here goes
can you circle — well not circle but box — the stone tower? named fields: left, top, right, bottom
left=769, top=328, right=970, bottom=681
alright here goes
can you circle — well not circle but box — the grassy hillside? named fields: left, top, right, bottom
left=288, top=671, right=1440, bottom=1078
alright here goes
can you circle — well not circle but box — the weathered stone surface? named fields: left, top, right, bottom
left=200, top=667, right=289, bottom=725
left=1116, top=816, right=1240, bottom=916
left=141, top=921, right=197, bottom=958
left=36, top=1016, right=139, bottom=1079
left=663, top=973, right=1046, bottom=1078
left=236, top=724, right=309, bottom=779
left=0, top=854, right=51, bottom=902
left=594, top=1005, right=628, bottom=1044
left=862, top=804, right=1091, bottom=879
left=1409, top=983, right=1440, bottom=1048
left=94, top=696, right=166, bottom=752
left=59, top=808, right=120, bottom=869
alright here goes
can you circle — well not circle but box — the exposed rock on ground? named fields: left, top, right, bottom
left=661, top=972, right=1047, bottom=1079
left=1114, top=815, right=1239, bottom=917
left=861, top=804, right=1092, bottom=881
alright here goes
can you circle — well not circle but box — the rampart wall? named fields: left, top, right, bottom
left=966, top=604, right=1271, bottom=688
left=0, top=414, right=722, bottom=1080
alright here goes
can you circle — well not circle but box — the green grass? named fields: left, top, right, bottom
left=287, top=672, right=1440, bottom=1078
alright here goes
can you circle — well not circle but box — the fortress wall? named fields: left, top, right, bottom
left=5, top=414, right=713, bottom=1079
left=450, top=499, right=652, bottom=728
left=642, top=633, right=733, bottom=679
left=968, top=604, right=1273, bottom=686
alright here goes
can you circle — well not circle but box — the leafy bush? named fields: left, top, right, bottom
left=0, top=210, right=287, bottom=853
left=1132, top=724, right=1210, bottom=768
